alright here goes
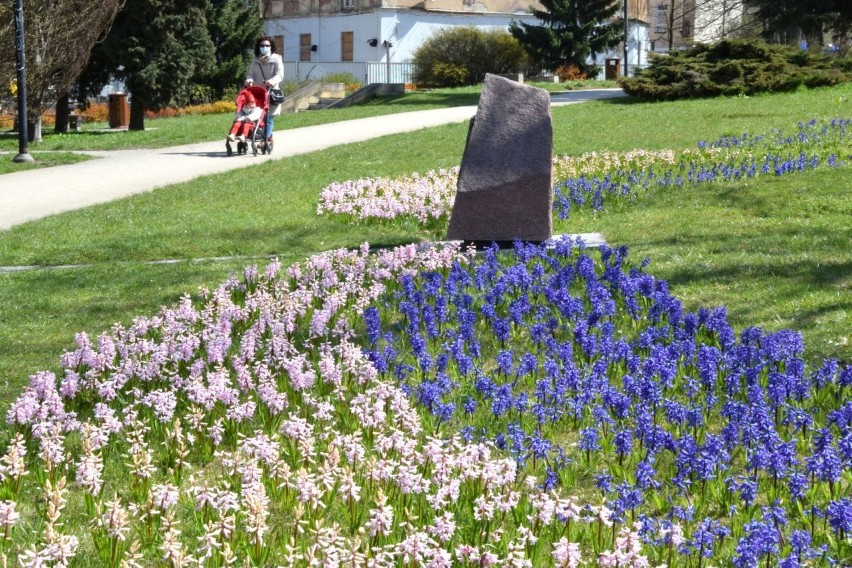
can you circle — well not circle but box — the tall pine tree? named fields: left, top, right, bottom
left=95, top=0, right=216, bottom=130
left=510, top=0, right=623, bottom=77
left=203, top=0, right=263, bottom=100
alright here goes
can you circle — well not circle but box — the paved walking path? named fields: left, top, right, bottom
left=0, top=89, right=624, bottom=231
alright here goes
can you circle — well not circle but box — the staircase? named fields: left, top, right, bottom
left=278, top=82, right=346, bottom=113
left=307, top=84, right=347, bottom=110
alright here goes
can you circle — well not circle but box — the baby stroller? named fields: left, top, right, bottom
left=226, top=86, right=272, bottom=157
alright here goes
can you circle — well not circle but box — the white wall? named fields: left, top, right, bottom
left=266, top=11, right=649, bottom=77
left=265, top=10, right=539, bottom=63
left=694, top=0, right=746, bottom=43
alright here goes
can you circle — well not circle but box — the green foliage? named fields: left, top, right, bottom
left=321, top=72, right=361, bottom=87
left=202, top=0, right=263, bottom=101
left=412, top=27, right=535, bottom=87
left=748, top=0, right=850, bottom=47
left=431, top=63, right=469, bottom=87
left=510, top=0, right=622, bottom=77
left=92, top=0, right=217, bottom=129
left=620, top=39, right=851, bottom=100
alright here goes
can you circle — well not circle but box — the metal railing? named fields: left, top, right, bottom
left=282, top=61, right=417, bottom=84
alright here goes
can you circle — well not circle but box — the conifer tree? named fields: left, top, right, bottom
left=203, top=0, right=264, bottom=99
left=510, top=0, right=623, bottom=77
left=93, top=0, right=216, bottom=130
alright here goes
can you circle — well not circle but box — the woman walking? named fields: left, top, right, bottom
left=245, top=36, right=284, bottom=148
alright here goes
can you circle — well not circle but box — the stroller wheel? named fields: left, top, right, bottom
left=252, top=142, right=258, bottom=157
left=266, top=139, right=273, bottom=154
left=226, top=141, right=233, bottom=156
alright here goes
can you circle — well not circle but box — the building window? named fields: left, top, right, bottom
left=655, top=4, right=668, bottom=33
left=273, top=35, right=284, bottom=58
left=300, top=34, right=311, bottom=61
left=341, top=0, right=355, bottom=10
left=341, top=32, right=354, bottom=61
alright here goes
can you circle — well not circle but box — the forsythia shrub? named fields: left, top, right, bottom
left=210, top=100, right=237, bottom=114
left=79, top=103, right=109, bottom=123
left=145, top=99, right=236, bottom=119
left=0, top=98, right=234, bottom=130
left=555, top=64, right=588, bottom=81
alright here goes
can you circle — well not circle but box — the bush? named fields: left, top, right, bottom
left=79, top=102, right=109, bottom=123
left=145, top=99, right=236, bottom=119
left=620, top=38, right=851, bottom=100
left=555, top=64, right=588, bottom=81
left=318, top=72, right=362, bottom=95
left=322, top=71, right=361, bottom=87
left=412, top=26, right=535, bottom=87
left=431, top=62, right=469, bottom=87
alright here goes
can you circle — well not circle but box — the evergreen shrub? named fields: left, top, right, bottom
left=620, top=39, right=851, bottom=100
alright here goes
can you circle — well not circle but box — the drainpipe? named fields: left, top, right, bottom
left=623, top=0, right=629, bottom=77
left=383, top=40, right=392, bottom=83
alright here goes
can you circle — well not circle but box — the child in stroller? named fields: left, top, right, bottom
left=226, top=86, right=271, bottom=156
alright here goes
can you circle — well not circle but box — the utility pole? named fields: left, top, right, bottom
left=13, top=0, right=33, bottom=163
left=623, top=0, right=629, bottom=77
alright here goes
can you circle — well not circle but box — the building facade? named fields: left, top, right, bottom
left=259, top=0, right=652, bottom=81
left=648, top=0, right=754, bottom=52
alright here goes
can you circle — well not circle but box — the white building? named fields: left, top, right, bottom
left=260, top=0, right=651, bottom=82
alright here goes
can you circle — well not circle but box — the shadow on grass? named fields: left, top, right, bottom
left=365, top=93, right=481, bottom=107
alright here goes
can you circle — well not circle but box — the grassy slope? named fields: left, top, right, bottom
left=0, top=83, right=849, bottom=408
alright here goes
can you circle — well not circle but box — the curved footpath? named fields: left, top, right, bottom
left=0, top=89, right=624, bottom=231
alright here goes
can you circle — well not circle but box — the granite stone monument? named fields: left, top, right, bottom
left=446, top=73, right=553, bottom=243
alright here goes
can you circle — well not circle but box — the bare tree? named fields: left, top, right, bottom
left=0, top=0, right=123, bottom=142
left=650, top=0, right=752, bottom=51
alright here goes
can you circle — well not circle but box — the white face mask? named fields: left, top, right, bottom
left=259, top=46, right=271, bottom=56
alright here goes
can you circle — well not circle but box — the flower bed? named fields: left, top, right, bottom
left=316, top=119, right=850, bottom=224
left=1, top=238, right=849, bottom=566
left=317, top=168, right=459, bottom=224
left=553, top=118, right=849, bottom=219
left=364, top=239, right=852, bottom=565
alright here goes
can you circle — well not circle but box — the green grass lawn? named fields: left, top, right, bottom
left=0, top=151, right=94, bottom=174
left=0, top=83, right=849, bottom=408
left=0, top=88, right=483, bottom=153
left=0, top=81, right=615, bottom=154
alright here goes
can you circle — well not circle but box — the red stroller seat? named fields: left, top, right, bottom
left=227, top=86, right=270, bottom=157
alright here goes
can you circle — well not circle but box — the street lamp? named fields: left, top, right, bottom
left=13, top=0, right=33, bottom=163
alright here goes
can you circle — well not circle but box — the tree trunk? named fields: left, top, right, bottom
left=27, top=116, right=43, bottom=143
left=129, top=100, right=145, bottom=131
left=55, top=93, right=70, bottom=133
left=668, top=0, right=676, bottom=50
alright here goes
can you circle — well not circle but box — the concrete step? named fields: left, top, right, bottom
left=307, top=101, right=339, bottom=110
left=318, top=89, right=345, bottom=99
